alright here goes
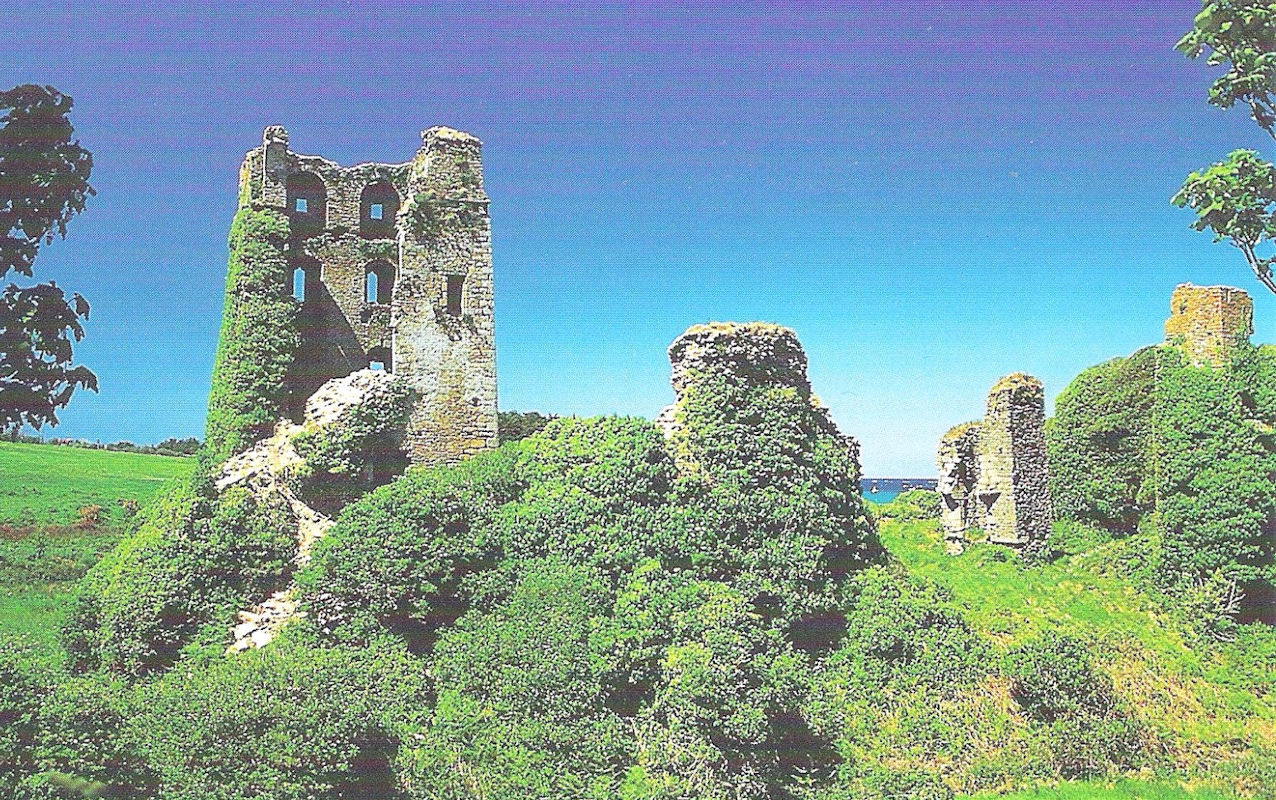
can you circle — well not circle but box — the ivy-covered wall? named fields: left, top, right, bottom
left=203, top=207, right=298, bottom=466
left=1047, top=341, right=1276, bottom=604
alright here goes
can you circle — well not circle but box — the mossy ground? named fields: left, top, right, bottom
left=962, top=779, right=1238, bottom=798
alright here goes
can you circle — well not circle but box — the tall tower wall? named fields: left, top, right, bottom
left=233, top=126, right=498, bottom=468
left=1164, top=283, right=1253, bottom=367
left=936, top=373, right=1052, bottom=555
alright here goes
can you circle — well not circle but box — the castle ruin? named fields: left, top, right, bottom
left=937, top=373, right=1052, bottom=555
left=237, top=125, right=498, bottom=466
left=1163, top=283, right=1253, bottom=367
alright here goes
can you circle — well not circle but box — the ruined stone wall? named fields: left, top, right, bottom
left=1164, top=283, right=1254, bottom=367
left=234, top=126, right=498, bottom=467
left=938, top=422, right=981, bottom=553
left=937, top=374, right=1052, bottom=554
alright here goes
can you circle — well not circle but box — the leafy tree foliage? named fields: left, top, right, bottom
left=0, top=84, right=97, bottom=431
left=1174, top=1, right=1276, bottom=293
left=1173, top=149, right=1276, bottom=293
left=1177, top=0, right=1276, bottom=134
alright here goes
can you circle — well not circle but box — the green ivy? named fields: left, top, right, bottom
left=202, top=207, right=298, bottom=467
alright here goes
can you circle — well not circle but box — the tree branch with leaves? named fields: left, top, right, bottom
left=1173, top=1, right=1276, bottom=295
left=0, top=84, right=97, bottom=430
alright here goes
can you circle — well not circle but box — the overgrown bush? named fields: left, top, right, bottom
left=64, top=479, right=296, bottom=674
left=1047, top=348, right=1160, bottom=532
left=1004, top=633, right=1141, bottom=779
left=1047, top=343, right=1276, bottom=613
left=872, top=489, right=942, bottom=523
left=497, top=410, right=555, bottom=443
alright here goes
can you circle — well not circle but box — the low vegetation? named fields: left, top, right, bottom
left=2, top=347, right=1271, bottom=798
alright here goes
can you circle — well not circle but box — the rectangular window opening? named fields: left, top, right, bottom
left=446, top=275, right=464, bottom=316
left=370, top=203, right=383, bottom=220
left=295, top=198, right=308, bottom=213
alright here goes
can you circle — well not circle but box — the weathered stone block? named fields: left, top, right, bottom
left=937, top=373, right=1052, bottom=555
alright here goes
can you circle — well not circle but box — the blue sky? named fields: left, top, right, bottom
left=2, top=0, right=1271, bottom=475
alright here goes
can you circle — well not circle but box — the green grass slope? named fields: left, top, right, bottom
left=0, top=442, right=196, bottom=666
left=0, top=441, right=193, bottom=527
left=881, top=517, right=1275, bottom=796
left=964, top=779, right=1238, bottom=799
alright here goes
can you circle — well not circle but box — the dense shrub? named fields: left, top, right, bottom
left=872, top=489, right=942, bottom=523
left=805, top=569, right=1011, bottom=799
left=0, top=637, right=52, bottom=797
left=65, top=479, right=296, bottom=674
left=666, top=366, right=880, bottom=620
left=1153, top=346, right=1276, bottom=600
left=1046, top=348, right=1160, bottom=531
left=497, top=410, right=555, bottom=443
left=202, top=207, right=297, bottom=466
left=122, top=634, right=425, bottom=800
left=400, top=560, right=627, bottom=800
left=1047, top=343, right=1276, bottom=610
left=1004, top=633, right=1141, bottom=778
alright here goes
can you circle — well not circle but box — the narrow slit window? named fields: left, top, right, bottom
left=446, top=275, right=464, bottom=316
left=370, top=203, right=383, bottom=220
left=293, top=267, right=306, bottom=301
left=295, top=198, right=308, bottom=213
left=366, top=272, right=378, bottom=304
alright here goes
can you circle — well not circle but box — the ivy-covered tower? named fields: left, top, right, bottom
left=230, top=125, right=498, bottom=466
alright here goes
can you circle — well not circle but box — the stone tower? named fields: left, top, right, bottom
left=237, top=126, right=498, bottom=466
left=937, top=374, right=1052, bottom=555
left=1163, top=283, right=1253, bottom=367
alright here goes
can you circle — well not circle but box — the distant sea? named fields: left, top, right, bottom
left=859, top=478, right=937, bottom=504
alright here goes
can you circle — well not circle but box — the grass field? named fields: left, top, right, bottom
left=963, top=779, right=1239, bottom=799
left=0, top=441, right=193, bottom=527
left=0, top=442, right=195, bottom=667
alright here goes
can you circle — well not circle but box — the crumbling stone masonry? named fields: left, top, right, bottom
left=938, top=373, right=1052, bottom=555
left=1163, top=282, right=1253, bottom=368
left=219, top=369, right=412, bottom=652
left=655, top=321, right=863, bottom=472
left=237, top=125, right=498, bottom=467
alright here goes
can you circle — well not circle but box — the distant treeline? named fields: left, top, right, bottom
left=2, top=431, right=200, bottom=457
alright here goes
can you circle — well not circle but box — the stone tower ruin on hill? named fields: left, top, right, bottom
left=237, top=125, right=498, bottom=466
left=937, top=373, right=1052, bottom=555
left=1163, top=282, right=1253, bottom=367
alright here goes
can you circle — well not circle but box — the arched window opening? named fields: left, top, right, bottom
left=359, top=181, right=399, bottom=239
left=292, top=257, right=322, bottom=304
left=446, top=274, right=464, bottom=316
left=367, top=346, right=392, bottom=373
left=365, top=260, right=395, bottom=304
left=287, top=172, right=327, bottom=237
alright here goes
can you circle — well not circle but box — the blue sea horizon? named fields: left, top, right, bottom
left=860, top=478, right=936, bottom=504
